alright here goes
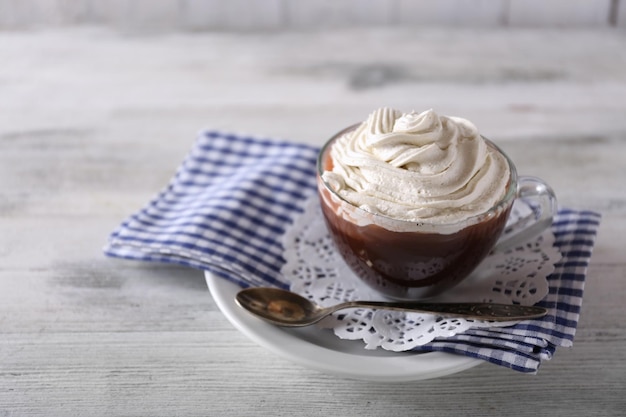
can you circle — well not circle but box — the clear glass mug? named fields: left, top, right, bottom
left=317, top=125, right=557, bottom=300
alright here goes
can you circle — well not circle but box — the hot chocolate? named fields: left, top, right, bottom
left=317, top=108, right=518, bottom=299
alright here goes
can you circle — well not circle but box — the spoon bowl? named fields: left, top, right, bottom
left=235, top=287, right=548, bottom=327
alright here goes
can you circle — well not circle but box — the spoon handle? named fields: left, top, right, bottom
left=338, top=301, right=547, bottom=321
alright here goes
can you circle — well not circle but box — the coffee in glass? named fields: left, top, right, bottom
left=317, top=108, right=556, bottom=300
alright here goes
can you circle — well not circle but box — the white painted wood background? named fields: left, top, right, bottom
left=1, top=11, right=626, bottom=417
left=0, top=0, right=624, bottom=30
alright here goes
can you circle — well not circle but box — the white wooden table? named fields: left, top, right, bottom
left=1, top=27, right=625, bottom=416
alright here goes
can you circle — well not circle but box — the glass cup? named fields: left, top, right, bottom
left=317, top=124, right=557, bottom=300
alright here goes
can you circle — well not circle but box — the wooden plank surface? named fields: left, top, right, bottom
left=1, top=27, right=625, bottom=416
left=0, top=0, right=618, bottom=30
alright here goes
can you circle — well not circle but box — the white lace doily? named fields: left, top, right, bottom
left=280, top=196, right=562, bottom=352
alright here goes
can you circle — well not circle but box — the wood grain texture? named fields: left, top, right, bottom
left=509, top=0, right=612, bottom=27
left=0, top=0, right=619, bottom=29
left=1, top=27, right=625, bottom=416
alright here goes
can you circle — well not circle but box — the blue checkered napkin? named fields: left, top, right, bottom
left=104, top=131, right=601, bottom=374
left=415, top=209, right=601, bottom=373
left=104, top=131, right=319, bottom=289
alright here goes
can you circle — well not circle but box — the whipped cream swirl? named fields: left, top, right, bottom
left=322, top=108, right=511, bottom=224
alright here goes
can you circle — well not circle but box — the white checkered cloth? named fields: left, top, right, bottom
left=104, top=131, right=601, bottom=373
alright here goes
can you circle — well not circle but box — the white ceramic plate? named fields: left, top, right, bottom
left=205, top=272, right=482, bottom=382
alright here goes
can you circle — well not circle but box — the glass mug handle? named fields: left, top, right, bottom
left=494, top=176, right=558, bottom=251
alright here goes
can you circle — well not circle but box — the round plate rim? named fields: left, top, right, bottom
left=206, top=272, right=482, bottom=382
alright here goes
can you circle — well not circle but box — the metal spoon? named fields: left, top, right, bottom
left=235, top=287, right=548, bottom=327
